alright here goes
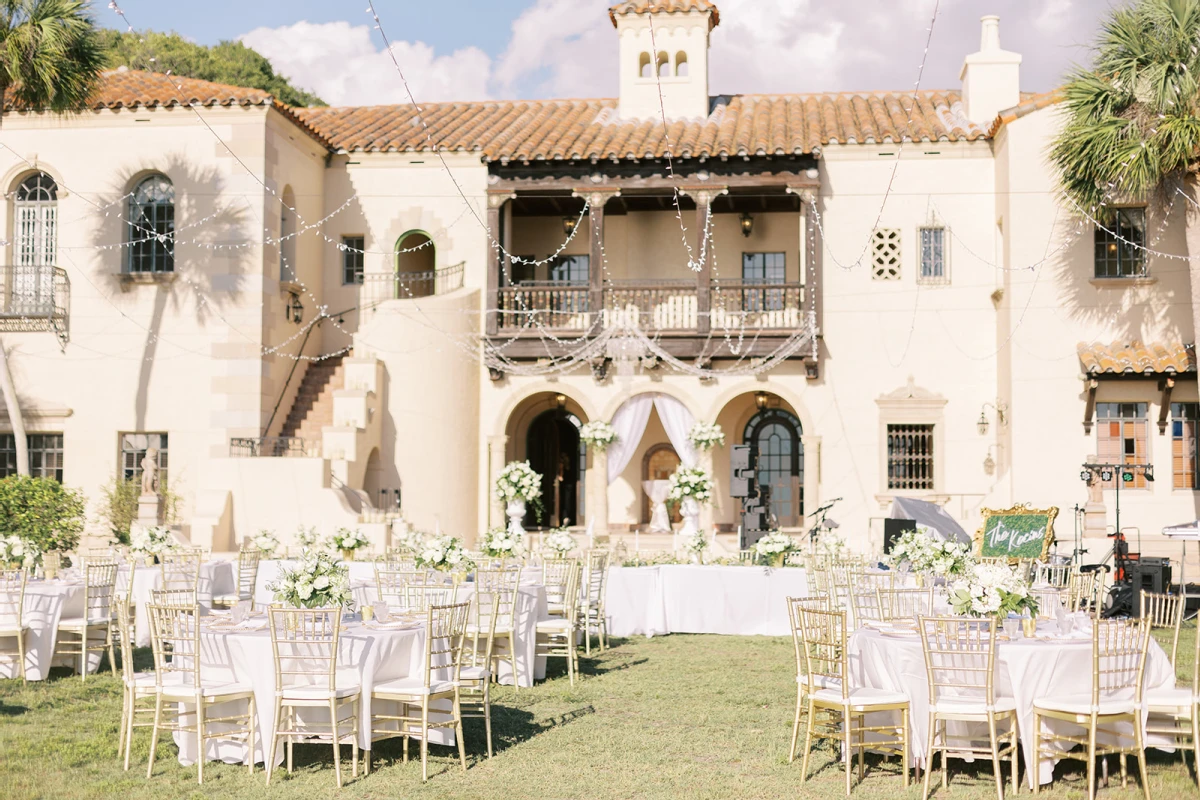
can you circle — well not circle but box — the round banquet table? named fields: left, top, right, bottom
left=1, top=578, right=100, bottom=680
left=848, top=621, right=1178, bottom=787
left=176, top=614, right=456, bottom=767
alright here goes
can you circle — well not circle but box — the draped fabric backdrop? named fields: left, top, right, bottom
left=607, top=393, right=697, bottom=484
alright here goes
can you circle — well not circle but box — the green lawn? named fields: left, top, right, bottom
left=0, top=627, right=1197, bottom=800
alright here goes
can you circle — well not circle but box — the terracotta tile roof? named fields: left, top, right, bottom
left=295, top=90, right=988, bottom=160
left=609, top=1, right=720, bottom=28
left=988, top=89, right=1063, bottom=136
left=4, top=70, right=332, bottom=149
left=1077, top=341, right=1196, bottom=375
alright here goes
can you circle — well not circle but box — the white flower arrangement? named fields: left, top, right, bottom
left=268, top=551, right=351, bottom=608
left=415, top=536, right=476, bottom=573
left=480, top=527, right=525, bottom=558
left=543, top=527, right=577, bottom=558
left=495, top=461, right=542, bottom=503
left=0, top=534, right=40, bottom=567
left=815, top=532, right=848, bottom=560
left=249, top=530, right=280, bottom=557
left=948, top=562, right=1039, bottom=618
left=688, top=421, right=726, bottom=451
left=666, top=466, right=714, bottom=506
left=296, top=525, right=320, bottom=550
left=754, top=531, right=800, bottom=564
left=678, top=529, right=708, bottom=555
left=889, top=529, right=974, bottom=578
left=130, top=526, right=177, bottom=556
left=390, top=519, right=424, bottom=553
left=330, top=527, right=370, bottom=553
left=579, top=420, right=618, bottom=451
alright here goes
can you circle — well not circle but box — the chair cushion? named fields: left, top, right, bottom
left=57, top=616, right=111, bottom=629
left=459, top=666, right=490, bottom=681
left=127, top=671, right=157, bottom=689
left=812, top=687, right=909, bottom=708
left=1034, top=690, right=1138, bottom=716
left=280, top=684, right=361, bottom=701
left=1145, top=685, right=1198, bottom=712
left=0, top=625, right=28, bottom=635
left=797, top=674, right=840, bottom=690
left=536, top=618, right=575, bottom=632
left=373, top=677, right=455, bottom=697
left=158, top=679, right=254, bottom=700
left=932, top=696, right=1018, bottom=715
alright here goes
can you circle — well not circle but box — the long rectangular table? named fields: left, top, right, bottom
left=605, top=565, right=810, bottom=637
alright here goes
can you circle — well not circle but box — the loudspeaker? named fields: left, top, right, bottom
left=884, top=518, right=915, bottom=554
left=731, top=474, right=756, bottom=498
left=730, top=445, right=756, bottom=499
left=731, top=444, right=752, bottom=472
left=1132, top=558, right=1172, bottom=616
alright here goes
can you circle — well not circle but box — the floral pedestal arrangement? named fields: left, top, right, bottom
left=331, top=528, right=369, bottom=562
left=506, top=500, right=526, bottom=538
left=543, top=527, right=576, bottom=559
left=496, top=461, right=543, bottom=538
left=667, top=466, right=713, bottom=540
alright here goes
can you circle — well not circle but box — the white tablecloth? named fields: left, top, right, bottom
left=849, top=624, right=1178, bottom=786
left=606, top=565, right=810, bottom=637
left=1, top=580, right=90, bottom=680
left=128, top=560, right=237, bottom=647
left=177, top=617, right=455, bottom=766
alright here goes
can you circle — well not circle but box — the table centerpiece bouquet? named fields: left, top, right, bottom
left=667, top=465, right=714, bottom=537
left=330, top=527, right=370, bottom=561
left=543, top=525, right=576, bottom=559
left=249, top=529, right=280, bottom=557
left=948, top=562, right=1039, bottom=621
left=415, top=535, right=475, bottom=576
left=579, top=420, right=618, bottom=451
left=295, top=525, right=321, bottom=551
left=390, top=521, right=426, bottom=554
left=496, top=461, right=544, bottom=537
left=481, top=526, right=525, bottom=560
left=0, top=534, right=40, bottom=569
left=268, top=551, right=351, bottom=609
left=130, top=525, right=178, bottom=565
left=754, top=531, right=799, bottom=568
left=888, top=528, right=974, bottom=583
left=678, top=529, right=708, bottom=564
left=688, top=421, right=726, bottom=451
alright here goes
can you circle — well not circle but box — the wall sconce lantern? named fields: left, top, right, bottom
left=562, top=216, right=577, bottom=236
left=287, top=292, right=304, bottom=324
left=739, top=212, right=754, bottom=238
left=977, top=400, right=1008, bottom=435
left=976, top=411, right=989, bottom=436
left=555, top=393, right=567, bottom=410
left=755, top=391, right=769, bottom=410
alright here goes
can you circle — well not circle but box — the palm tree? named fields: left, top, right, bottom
left=1050, top=0, right=1200, bottom=347
left=0, top=0, right=104, bottom=474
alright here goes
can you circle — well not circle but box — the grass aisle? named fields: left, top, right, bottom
left=0, top=629, right=1196, bottom=799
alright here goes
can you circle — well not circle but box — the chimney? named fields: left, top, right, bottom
left=959, top=15, right=1021, bottom=125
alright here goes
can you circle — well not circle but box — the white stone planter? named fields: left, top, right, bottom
left=506, top=499, right=526, bottom=538
left=679, top=497, right=701, bottom=538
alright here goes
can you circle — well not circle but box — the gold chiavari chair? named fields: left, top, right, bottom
left=1144, top=612, right=1200, bottom=786
left=267, top=607, right=360, bottom=787
left=918, top=617, right=1020, bottom=800
left=1034, top=561, right=1072, bottom=588
left=0, top=568, right=29, bottom=682
left=160, top=551, right=202, bottom=594
left=461, top=590, right=501, bottom=757
left=1031, top=618, right=1152, bottom=800
left=808, top=565, right=833, bottom=599
left=56, top=561, right=118, bottom=680
left=543, top=558, right=579, bottom=619
left=145, top=602, right=256, bottom=784
left=378, top=555, right=417, bottom=573
left=876, top=587, right=935, bottom=622
left=475, top=567, right=522, bottom=689
left=403, top=583, right=458, bottom=614
left=114, top=600, right=156, bottom=771
left=582, top=549, right=610, bottom=655
left=829, top=564, right=861, bottom=611
left=1065, top=570, right=1100, bottom=614
left=213, top=549, right=261, bottom=609
left=1141, top=590, right=1185, bottom=669
left=536, top=559, right=582, bottom=685
left=367, top=601, right=470, bottom=781
left=374, top=568, right=425, bottom=609
left=798, top=607, right=910, bottom=795
left=787, top=596, right=834, bottom=763
left=42, top=550, right=62, bottom=578
left=849, top=590, right=883, bottom=629
left=150, top=588, right=197, bottom=607
left=856, top=571, right=896, bottom=593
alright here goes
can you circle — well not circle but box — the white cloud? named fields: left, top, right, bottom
left=240, top=20, right=492, bottom=106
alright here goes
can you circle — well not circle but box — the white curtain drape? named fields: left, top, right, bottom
left=652, top=394, right=697, bottom=468
left=607, top=393, right=654, bottom=484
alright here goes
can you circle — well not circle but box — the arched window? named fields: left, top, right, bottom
left=14, top=172, right=57, bottom=267
left=639, top=52, right=652, bottom=78
left=675, top=51, right=689, bottom=77
left=280, top=186, right=297, bottom=282
left=394, top=230, right=435, bottom=298
left=127, top=174, right=174, bottom=274
left=657, top=51, right=670, bottom=77
left=744, top=408, right=804, bottom=526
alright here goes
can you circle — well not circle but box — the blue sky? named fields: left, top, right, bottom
left=95, top=1, right=1117, bottom=106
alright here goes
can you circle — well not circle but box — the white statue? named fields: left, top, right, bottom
left=140, top=448, right=159, bottom=495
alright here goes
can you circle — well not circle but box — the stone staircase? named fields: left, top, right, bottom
left=280, top=356, right=344, bottom=442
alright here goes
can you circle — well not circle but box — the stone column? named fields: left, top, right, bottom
left=682, top=187, right=726, bottom=335
left=572, top=189, right=621, bottom=329
left=698, top=448, right=715, bottom=536
left=801, top=189, right=823, bottom=376
left=589, top=448, right=610, bottom=540
left=1083, top=454, right=1108, bottom=539
left=487, top=434, right=509, bottom=530
left=485, top=192, right=515, bottom=336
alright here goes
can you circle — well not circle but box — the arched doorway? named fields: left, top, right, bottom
left=641, top=443, right=681, bottom=526
left=525, top=409, right=585, bottom=528
left=744, top=408, right=804, bottom=527
left=395, top=230, right=435, bottom=298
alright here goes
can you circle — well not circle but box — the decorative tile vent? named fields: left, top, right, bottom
left=871, top=229, right=901, bottom=281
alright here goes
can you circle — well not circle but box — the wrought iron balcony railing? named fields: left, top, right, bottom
left=361, top=261, right=466, bottom=307
left=229, top=436, right=312, bottom=458
left=0, top=265, right=69, bottom=341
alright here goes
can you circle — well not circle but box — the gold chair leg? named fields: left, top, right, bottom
left=247, top=696, right=256, bottom=776
left=330, top=699, right=342, bottom=788
left=800, top=698, right=816, bottom=784
left=789, top=689, right=804, bottom=763
left=1133, top=715, right=1151, bottom=800
left=923, top=712, right=935, bottom=799
left=987, top=712, right=1003, bottom=800
left=266, top=698, right=282, bottom=785
left=454, top=693, right=467, bottom=772
left=197, top=703, right=206, bottom=785
left=18, top=630, right=26, bottom=683
left=1032, top=711, right=1041, bottom=795
left=352, top=698, right=360, bottom=779
left=123, top=693, right=137, bottom=771
left=420, top=700, right=430, bottom=783
left=510, top=637, right=521, bottom=690
left=1010, top=715, right=1019, bottom=792
left=900, top=707, right=909, bottom=788
left=484, top=682, right=494, bottom=758
left=146, top=695, right=163, bottom=779
left=1193, top=706, right=1200, bottom=789
left=1086, top=720, right=1097, bottom=800
left=843, top=709, right=853, bottom=796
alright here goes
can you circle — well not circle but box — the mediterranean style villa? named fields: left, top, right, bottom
left=0, top=0, right=1192, bottom=561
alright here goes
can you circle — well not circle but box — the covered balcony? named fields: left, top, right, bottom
left=0, top=264, right=70, bottom=342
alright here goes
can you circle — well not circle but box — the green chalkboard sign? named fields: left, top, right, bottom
left=975, top=505, right=1058, bottom=561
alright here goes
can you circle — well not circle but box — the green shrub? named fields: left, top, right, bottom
left=0, top=475, right=85, bottom=553
left=96, top=475, right=182, bottom=545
